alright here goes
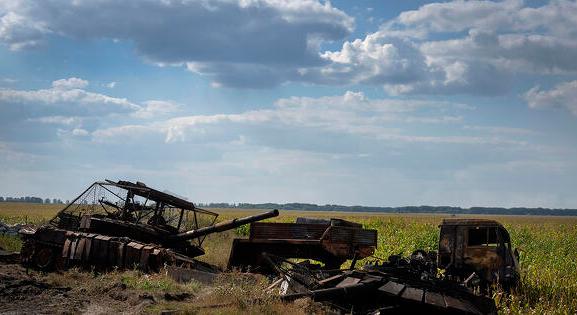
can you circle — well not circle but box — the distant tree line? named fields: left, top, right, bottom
left=0, top=196, right=67, bottom=204
left=197, top=202, right=577, bottom=216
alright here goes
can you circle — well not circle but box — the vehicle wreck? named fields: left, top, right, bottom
left=14, top=179, right=519, bottom=314
left=19, top=180, right=278, bottom=274
left=438, top=218, right=520, bottom=291
left=232, top=217, right=519, bottom=314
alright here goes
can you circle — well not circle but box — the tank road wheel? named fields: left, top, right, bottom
left=33, top=247, right=55, bottom=271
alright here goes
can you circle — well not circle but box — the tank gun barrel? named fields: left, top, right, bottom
left=169, top=209, right=279, bottom=241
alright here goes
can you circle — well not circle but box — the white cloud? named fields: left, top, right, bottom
left=524, top=80, right=577, bottom=115
left=306, top=0, right=577, bottom=96
left=0, top=78, right=139, bottom=118
left=106, top=82, right=116, bottom=89
left=463, top=125, right=536, bottom=136
left=28, top=116, right=82, bottom=125
left=0, top=0, right=353, bottom=88
left=71, top=128, right=88, bottom=137
left=3, top=0, right=575, bottom=93
left=0, top=78, right=184, bottom=141
left=51, top=77, right=88, bottom=90
left=93, top=91, right=527, bottom=148
left=132, top=100, right=180, bottom=119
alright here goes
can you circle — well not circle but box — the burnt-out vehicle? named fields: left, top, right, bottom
left=228, top=217, right=378, bottom=272
left=437, top=219, right=520, bottom=290
left=19, top=180, right=278, bottom=273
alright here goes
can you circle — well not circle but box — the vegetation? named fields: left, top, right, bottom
left=201, top=202, right=577, bottom=216
left=1, top=203, right=576, bottom=314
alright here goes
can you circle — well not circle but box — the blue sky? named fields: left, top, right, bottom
left=1, top=0, right=576, bottom=208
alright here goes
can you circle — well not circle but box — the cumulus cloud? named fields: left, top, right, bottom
left=306, top=0, right=577, bottom=95
left=524, top=80, right=577, bottom=115
left=0, top=77, right=180, bottom=141
left=0, top=78, right=139, bottom=121
left=0, top=0, right=353, bottom=88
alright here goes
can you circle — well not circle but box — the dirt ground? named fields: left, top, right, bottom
left=0, top=262, right=163, bottom=314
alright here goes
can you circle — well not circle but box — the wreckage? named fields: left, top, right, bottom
left=228, top=217, right=378, bottom=271
left=14, top=179, right=519, bottom=314
left=438, top=218, right=520, bottom=291
left=19, top=180, right=278, bottom=273
left=229, top=218, right=519, bottom=314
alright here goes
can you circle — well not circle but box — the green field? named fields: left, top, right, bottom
left=1, top=203, right=576, bottom=314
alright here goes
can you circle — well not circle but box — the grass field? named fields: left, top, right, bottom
left=1, top=203, right=577, bottom=314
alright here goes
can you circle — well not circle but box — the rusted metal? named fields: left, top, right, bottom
left=19, top=180, right=278, bottom=275
left=437, top=219, right=520, bottom=290
left=227, top=217, right=377, bottom=271
left=271, top=253, right=497, bottom=315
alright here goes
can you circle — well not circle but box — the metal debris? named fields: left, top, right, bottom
left=266, top=253, right=497, bottom=314
left=228, top=217, right=377, bottom=272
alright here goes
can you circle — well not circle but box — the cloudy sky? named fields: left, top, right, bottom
left=1, top=0, right=576, bottom=208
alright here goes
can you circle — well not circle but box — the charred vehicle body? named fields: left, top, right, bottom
left=228, top=217, right=378, bottom=271
left=438, top=219, right=520, bottom=290
left=234, top=218, right=518, bottom=314
left=20, top=180, right=278, bottom=272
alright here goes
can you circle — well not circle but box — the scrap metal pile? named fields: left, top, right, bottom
left=263, top=252, right=497, bottom=314
left=15, top=180, right=519, bottom=314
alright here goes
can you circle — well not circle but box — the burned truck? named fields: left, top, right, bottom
left=228, top=217, right=378, bottom=272
left=19, top=180, right=278, bottom=273
left=231, top=218, right=518, bottom=314
left=438, top=218, right=520, bottom=290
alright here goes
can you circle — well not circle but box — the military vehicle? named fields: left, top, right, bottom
left=228, top=217, right=378, bottom=271
left=19, top=180, right=278, bottom=273
left=438, top=218, right=520, bottom=290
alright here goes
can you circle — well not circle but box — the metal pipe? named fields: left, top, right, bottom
left=168, top=209, right=279, bottom=241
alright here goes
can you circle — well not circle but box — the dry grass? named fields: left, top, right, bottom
left=0, top=202, right=62, bottom=224
left=2, top=204, right=577, bottom=314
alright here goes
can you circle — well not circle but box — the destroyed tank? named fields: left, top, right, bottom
left=19, top=180, right=278, bottom=273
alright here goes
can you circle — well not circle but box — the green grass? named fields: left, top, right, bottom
left=0, top=234, right=22, bottom=252
left=2, top=204, right=577, bottom=314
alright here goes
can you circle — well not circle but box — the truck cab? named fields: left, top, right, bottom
left=437, top=219, right=519, bottom=290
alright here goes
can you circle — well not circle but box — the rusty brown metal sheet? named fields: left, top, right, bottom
left=250, top=222, right=328, bottom=240
left=74, top=238, right=86, bottom=260
left=401, top=286, right=424, bottom=303
left=140, top=245, right=155, bottom=270
left=444, top=295, right=481, bottom=315
left=125, top=242, right=144, bottom=268
left=327, top=227, right=377, bottom=246
left=94, top=235, right=111, bottom=264
left=116, top=242, right=125, bottom=267
left=318, top=274, right=346, bottom=287
left=425, top=291, right=446, bottom=308
left=69, top=239, right=78, bottom=260
left=83, top=237, right=92, bottom=260
left=336, top=277, right=361, bottom=288
left=61, top=238, right=72, bottom=258
left=378, top=281, right=405, bottom=296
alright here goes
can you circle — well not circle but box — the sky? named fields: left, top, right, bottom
left=1, top=0, right=576, bottom=208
